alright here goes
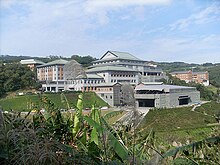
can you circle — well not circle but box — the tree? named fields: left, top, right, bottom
left=0, top=63, right=37, bottom=97
left=71, top=55, right=97, bottom=67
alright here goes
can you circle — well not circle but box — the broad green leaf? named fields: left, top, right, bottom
left=90, top=128, right=99, bottom=145
left=72, top=114, right=79, bottom=136
left=84, top=116, right=103, bottom=133
left=84, top=116, right=129, bottom=160
left=72, top=94, right=84, bottom=137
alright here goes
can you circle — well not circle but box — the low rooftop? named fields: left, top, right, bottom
left=20, top=59, right=45, bottom=65
left=37, top=59, right=68, bottom=67
left=135, top=84, right=195, bottom=92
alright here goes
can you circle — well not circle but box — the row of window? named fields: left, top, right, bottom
left=110, top=79, right=136, bottom=83
left=141, top=72, right=161, bottom=76
left=101, top=94, right=113, bottom=99
left=111, top=74, right=135, bottom=77
left=71, top=79, right=105, bottom=84
left=37, top=67, right=63, bottom=73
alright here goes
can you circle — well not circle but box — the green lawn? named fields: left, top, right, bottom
left=0, top=92, right=108, bottom=111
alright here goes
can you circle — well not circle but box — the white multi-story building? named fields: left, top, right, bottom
left=37, top=59, right=68, bottom=92
left=90, top=51, right=167, bottom=82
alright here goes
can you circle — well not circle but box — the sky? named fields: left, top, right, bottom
left=0, top=0, right=220, bottom=64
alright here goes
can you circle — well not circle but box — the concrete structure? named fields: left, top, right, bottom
left=91, top=51, right=167, bottom=83
left=37, top=59, right=68, bottom=92
left=34, top=51, right=201, bottom=109
left=95, top=83, right=122, bottom=107
left=65, top=74, right=105, bottom=91
left=135, top=83, right=200, bottom=109
left=86, top=65, right=139, bottom=84
left=171, top=70, right=209, bottom=86
left=20, top=59, right=45, bottom=71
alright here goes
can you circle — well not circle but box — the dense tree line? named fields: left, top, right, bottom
left=0, top=63, right=40, bottom=97
left=0, top=54, right=97, bottom=68
left=70, top=55, right=97, bottom=67
left=208, top=65, right=220, bottom=87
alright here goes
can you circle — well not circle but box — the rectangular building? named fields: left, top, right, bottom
left=171, top=70, right=209, bottom=86
left=37, top=59, right=68, bottom=92
left=135, top=84, right=200, bottom=109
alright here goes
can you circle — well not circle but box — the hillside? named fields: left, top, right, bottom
left=138, top=101, right=220, bottom=143
left=0, top=92, right=108, bottom=111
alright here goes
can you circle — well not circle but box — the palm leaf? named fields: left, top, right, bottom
left=84, top=116, right=129, bottom=161
left=163, top=136, right=220, bottom=158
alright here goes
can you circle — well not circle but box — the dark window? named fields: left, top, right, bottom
left=138, top=99, right=155, bottom=107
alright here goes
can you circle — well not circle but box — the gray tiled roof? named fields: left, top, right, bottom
left=94, top=51, right=142, bottom=62
left=20, top=59, right=45, bottom=65
left=75, top=74, right=104, bottom=79
left=86, top=66, right=139, bottom=73
left=171, top=70, right=208, bottom=75
left=37, top=59, right=68, bottom=67
left=171, top=71, right=191, bottom=74
left=135, top=84, right=195, bottom=91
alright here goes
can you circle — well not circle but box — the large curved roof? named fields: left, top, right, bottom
left=93, top=51, right=143, bottom=63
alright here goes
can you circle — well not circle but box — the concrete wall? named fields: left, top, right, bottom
left=135, top=91, right=200, bottom=108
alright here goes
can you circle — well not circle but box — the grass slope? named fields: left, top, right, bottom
left=138, top=102, right=219, bottom=143
left=0, top=92, right=108, bottom=111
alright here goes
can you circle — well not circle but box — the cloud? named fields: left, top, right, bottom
left=170, top=4, right=220, bottom=31
left=83, top=0, right=171, bottom=25
left=139, top=3, right=220, bottom=36
left=138, top=34, right=220, bottom=63
left=0, top=0, right=219, bottom=64
left=84, top=0, right=171, bottom=12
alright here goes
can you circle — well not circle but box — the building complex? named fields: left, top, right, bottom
left=171, top=70, right=209, bottom=86
left=21, top=50, right=201, bottom=108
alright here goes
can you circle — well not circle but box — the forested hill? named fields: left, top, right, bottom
left=0, top=55, right=97, bottom=67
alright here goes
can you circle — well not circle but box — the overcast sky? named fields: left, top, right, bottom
left=0, top=0, right=220, bottom=63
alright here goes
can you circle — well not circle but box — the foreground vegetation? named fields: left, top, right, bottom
left=0, top=94, right=219, bottom=164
